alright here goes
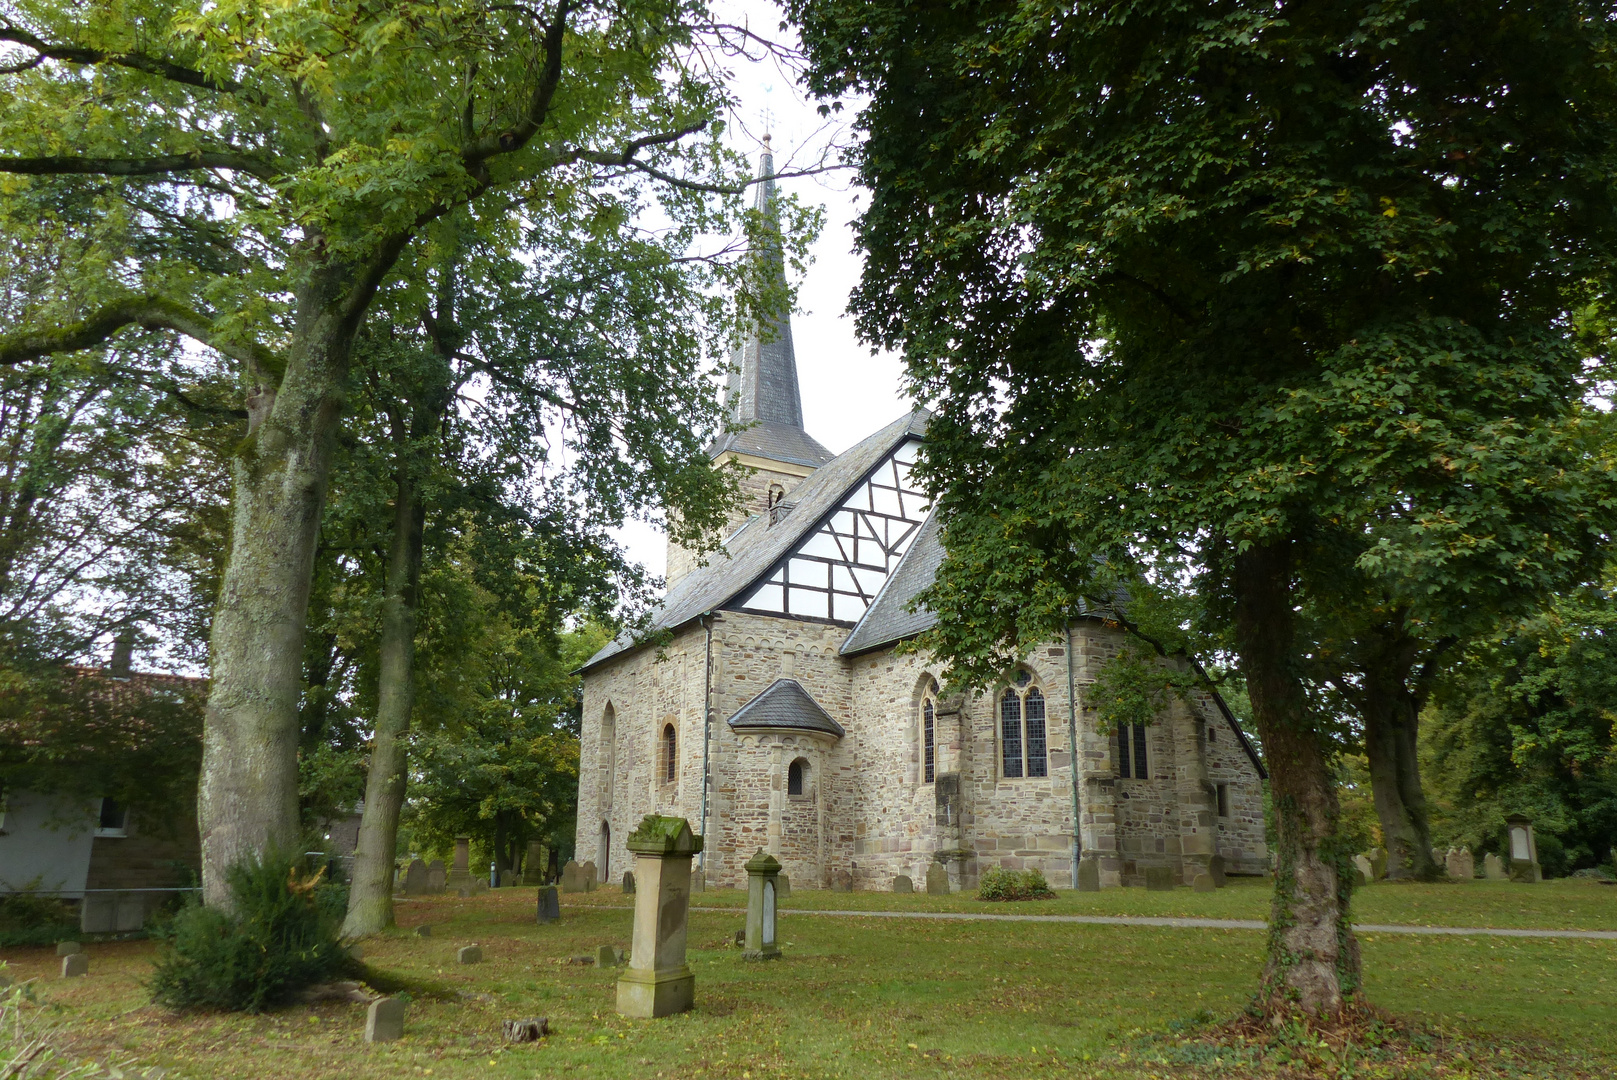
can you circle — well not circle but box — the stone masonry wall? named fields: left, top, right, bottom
left=666, top=459, right=815, bottom=588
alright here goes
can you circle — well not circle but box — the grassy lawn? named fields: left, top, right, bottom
left=569, top=874, right=1617, bottom=931
left=3, top=883, right=1614, bottom=1079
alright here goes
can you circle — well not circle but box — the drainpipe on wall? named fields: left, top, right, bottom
left=699, top=612, right=715, bottom=877
left=1067, top=621, right=1083, bottom=890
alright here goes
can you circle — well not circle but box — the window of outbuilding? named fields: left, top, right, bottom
left=999, top=673, right=1048, bottom=779
left=96, top=797, right=128, bottom=837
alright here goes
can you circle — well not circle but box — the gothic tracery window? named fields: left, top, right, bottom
left=999, top=671, right=1048, bottom=779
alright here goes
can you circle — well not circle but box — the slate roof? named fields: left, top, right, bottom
left=725, top=678, right=846, bottom=738
left=839, top=509, right=944, bottom=655
left=707, top=420, right=833, bottom=469
left=581, top=408, right=931, bottom=671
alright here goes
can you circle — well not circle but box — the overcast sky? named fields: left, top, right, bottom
left=610, top=1, right=911, bottom=579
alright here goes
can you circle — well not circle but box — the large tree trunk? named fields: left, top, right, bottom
left=341, top=449, right=426, bottom=937
left=1234, top=538, right=1360, bottom=1016
left=1359, top=635, right=1441, bottom=881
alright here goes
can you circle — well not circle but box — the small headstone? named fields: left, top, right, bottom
left=1484, top=853, right=1507, bottom=880
left=1353, top=853, right=1374, bottom=885
left=502, top=1017, right=549, bottom=1043
left=427, top=861, right=447, bottom=894
left=622, top=871, right=635, bottom=894
left=56, top=941, right=82, bottom=957
left=457, top=887, right=470, bottom=898
left=1367, top=848, right=1388, bottom=881
left=691, top=867, right=706, bottom=892
left=733, top=928, right=745, bottom=947
left=597, top=944, right=618, bottom=967
left=1207, top=853, right=1227, bottom=888
left=415, top=924, right=432, bottom=938
left=776, top=873, right=790, bottom=899
left=1077, top=857, right=1101, bottom=893
left=536, top=885, right=560, bottom=924
left=580, top=861, right=598, bottom=892
left=560, top=860, right=584, bottom=893
left=457, top=945, right=482, bottom=964
left=892, top=874, right=914, bottom=894
left=1144, top=866, right=1175, bottom=891
left=61, top=954, right=88, bottom=978
left=403, top=858, right=429, bottom=895
left=830, top=869, right=853, bottom=892
left=1447, top=846, right=1475, bottom=881
left=347, top=943, right=364, bottom=961
left=364, top=997, right=405, bottom=1043
left=1192, top=873, right=1215, bottom=893
left=925, top=861, right=949, bottom=896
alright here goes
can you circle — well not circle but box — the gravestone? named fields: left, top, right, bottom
left=525, top=839, right=546, bottom=884
left=776, top=873, right=790, bottom=899
left=426, top=860, right=447, bottom=894
left=1192, top=873, right=1215, bottom=893
left=457, top=945, right=482, bottom=964
left=61, top=954, right=88, bottom=978
left=1367, top=848, right=1388, bottom=881
left=925, top=861, right=949, bottom=896
left=616, top=815, right=702, bottom=1019
left=581, top=861, right=598, bottom=892
left=56, top=941, right=81, bottom=957
left=1484, top=853, right=1508, bottom=880
left=742, top=849, right=782, bottom=962
left=560, top=860, right=585, bottom=893
left=1507, top=814, right=1543, bottom=883
left=691, top=867, right=706, bottom=893
left=1207, top=853, right=1227, bottom=888
left=448, top=836, right=473, bottom=889
left=415, top=924, right=432, bottom=938
left=403, top=858, right=429, bottom=895
left=892, top=874, right=913, bottom=894
left=1446, top=847, right=1475, bottom=881
left=622, top=871, right=635, bottom=894
left=502, top=1017, right=549, bottom=1043
left=347, top=943, right=364, bottom=961
left=1352, top=853, right=1374, bottom=886
left=500, top=870, right=517, bottom=888
left=830, top=868, right=853, bottom=893
left=79, top=894, right=116, bottom=934
left=597, top=944, right=619, bottom=967
left=1144, top=866, right=1175, bottom=891
left=536, top=885, right=560, bottom=925
left=1076, top=857, right=1101, bottom=893
left=364, top=997, right=405, bottom=1043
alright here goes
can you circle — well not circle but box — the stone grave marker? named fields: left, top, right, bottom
left=925, top=861, right=949, bottom=896
left=742, top=849, right=782, bottom=962
left=427, top=860, right=447, bottom=894
left=596, top=944, right=618, bottom=967
left=830, top=868, right=853, bottom=892
left=560, top=860, right=584, bottom=893
left=891, top=874, right=914, bottom=894
left=1144, top=866, right=1175, bottom=891
left=1352, top=854, right=1374, bottom=885
left=448, top=837, right=473, bottom=890
left=502, top=1017, right=549, bottom=1043
left=364, top=997, right=405, bottom=1043
left=691, top=867, right=706, bottom=892
left=617, top=815, right=702, bottom=1019
left=1192, top=873, right=1215, bottom=893
left=1077, top=857, right=1101, bottom=893
left=56, top=941, right=81, bottom=957
left=1447, top=847, right=1475, bottom=881
left=524, top=839, right=546, bottom=884
left=415, top=924, right=432, bottom=938
left=500, top=870, right=517, bottom=888
left=1207, top=853, right=1227, bottom=888
left=1367, top=848, right=1388, bottom=881
left=403, top=858, right=429, bottom=895
left=1507, top=814, right=1543, bottom=882
left=61, top=954, right=88, bottom=978
left=536, top=885, right=560, bottom=924
left=79, top=894, right=116, bottom=934
left=457, top=945, right=482, bottom=964
left=1484, top=853, right=1508, bottom=880
left=622, top=871, right=635, bottom=894
left=776, top=873, right=790, bottom=900
left=581, top=861, right=598, bottom=892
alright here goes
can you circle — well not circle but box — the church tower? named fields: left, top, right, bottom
left=666, top=139, right=834, bottom=587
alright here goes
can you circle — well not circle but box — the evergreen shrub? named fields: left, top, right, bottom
left=149, top=849, right=349, bottom=1012
left=977, top=867, right=1056, bottom=901
left=0, top=887, right=79, bottom=947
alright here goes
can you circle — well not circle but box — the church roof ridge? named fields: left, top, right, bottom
left=581, top=407, right=930, bottom=672
left=724, top=677, right=845, bottom=738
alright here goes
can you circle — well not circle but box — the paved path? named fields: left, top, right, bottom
left=684, top=906, right=1617, bottom=941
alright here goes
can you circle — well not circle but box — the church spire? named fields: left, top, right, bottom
left=724, top=135, right=806, bottom=431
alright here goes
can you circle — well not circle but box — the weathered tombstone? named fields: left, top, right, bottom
left=364, top=997, right=405, bottom=1043
left=403, top=858, right=430, bottom=895
left=1192, top=873, right=1215, bottom=893
left=536, top=885, right=560, bottom=924
left=56, top=941, right=82, bottom=957
left=448, top=836, right=473, bottom=889
left=742, top=849, right=782, bottom=962
left=596, top=944, right=619, bottom=967
left=1144, top=866, right=1175, bottom=891
left=1076, top=857, right=1101, bottom=893
left=925, top=861, right=949, bottom=896
left=457, top=945, right=482, bottom=964
left=1367, top=848, right=1388, bottom=881
left=622, top=871, right=636, bottom=894
left=1353, top=853, right=1374, bottom=885
left=1447, top=846, right=1475, bottom=881
left=1484, top=852, right=1508, bottom=880
left=560, top=860, right=584, bottom=893
left=79, top=894, right=116, bottom=934
left=691, top=866, right=706, bottom=893
left=1207, top=853, right=1227, bottom=889
left=616, top=815, right=702, bottom=1019
left=1507, top=814, right=1543, bottom=882
left=776, top=873, right=790, bottom=900
left=524, top=839, right=546, bottom=884
left=891, top=874, right=914, bottom=894
left=830, top=868, right=853, bottom=893
left=581, top=861, right=598, bottom=892
left=426, top=860, right=447, bottom=894
left=347, top=943, right=364, bottom=961
left=415, top=924, right=432, bottom=938
left=500, top=870, right=517, bottom=888
left=61, top=954, right=88, bottom=978
left=502, top=1017, right=549, bottom=1043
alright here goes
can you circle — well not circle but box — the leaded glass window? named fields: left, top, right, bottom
left=1000, top=689, right=1023, bottom=779
left=999, top=676, right=1047, bottom=779
left=738, top=440, right=929, bottom=623
left=1024, top=688, right=1047, bottom=778
left=923, top=697, right=936, bottom=784
left=1117, top=723, right=1149, bottom=780
left=662, top=723, right=677, bottom=783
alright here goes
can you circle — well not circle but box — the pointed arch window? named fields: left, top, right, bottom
left=999, top=672, right=1048, bottom=779
left=662, top=723, right=677, bottom=784
left=922, top=693, right=936, bottom=784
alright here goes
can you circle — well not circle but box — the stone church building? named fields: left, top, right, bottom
left=575, top=149, right=1268, bottom=892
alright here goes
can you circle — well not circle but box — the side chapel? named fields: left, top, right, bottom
left=575, top=146, right=1269, bottom=892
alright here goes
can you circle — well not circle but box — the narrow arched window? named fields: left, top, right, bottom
left=662, top=723, right=677, bottom=783
left=601, top=704, right=617, bottom=803
left=922, top=696, right=936, bottom=784
left=1000, top=671, right=1048, bottom=779
left=788, top=757, right=807, bottom=796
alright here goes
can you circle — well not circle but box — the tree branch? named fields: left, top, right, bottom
left=463, top=0, right=574, bottom=167
left=0, top=294, right=281, bottom=378
left=0, top=23, right=245, bottom=94
left=0, top=150, right=280, bottom=181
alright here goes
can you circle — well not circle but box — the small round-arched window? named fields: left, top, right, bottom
left=662, top=723, right=677, bottom=783
left=787, top=757, right=810, bottom=797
